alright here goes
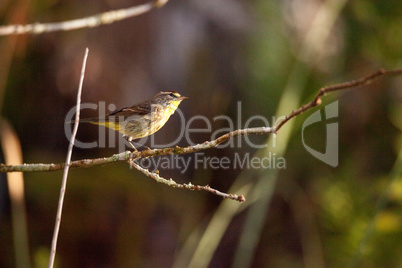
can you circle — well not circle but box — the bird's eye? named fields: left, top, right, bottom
left=169, top=93, right=177, bottom=97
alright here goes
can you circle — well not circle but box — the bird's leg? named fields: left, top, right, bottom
left=125, top=136, right=137, bottom=152
left=130, top=142, right=138, bottom=152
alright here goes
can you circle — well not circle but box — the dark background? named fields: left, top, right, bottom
left=1, top=0, right=401, bottom=267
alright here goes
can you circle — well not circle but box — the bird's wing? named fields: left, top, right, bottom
left=78, top=102, right=155, bottom=123
left=109, top=103, right=152, bottom=118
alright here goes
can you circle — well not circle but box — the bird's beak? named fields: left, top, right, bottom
left=179, top=96, right=189, bottom=100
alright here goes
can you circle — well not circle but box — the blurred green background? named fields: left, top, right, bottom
left=1, top=0, right=401, bottom=267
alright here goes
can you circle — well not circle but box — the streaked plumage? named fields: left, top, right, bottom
left=79, top=91, right=187, bottom=149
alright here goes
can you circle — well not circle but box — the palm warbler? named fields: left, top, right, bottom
left=75, top=91, right=187, bottom=150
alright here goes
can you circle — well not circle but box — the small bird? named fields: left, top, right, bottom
left=76, top=91, right=188, bottom=151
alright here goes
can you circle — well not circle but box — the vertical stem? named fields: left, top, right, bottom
left=48, top=48, right=88, bottom=268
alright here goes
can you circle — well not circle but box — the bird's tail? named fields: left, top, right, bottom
left=66, top=118, right=122, bottom=132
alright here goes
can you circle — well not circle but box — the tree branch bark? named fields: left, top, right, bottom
left=0, top=0, right=168, bottom=36
left=1, top=68, right=401, bottom=173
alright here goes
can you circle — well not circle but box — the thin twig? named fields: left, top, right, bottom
left=48, top=48, right=88, bottom=268
left=274, top=68, right=402, bottom=132
left=0, top=0, right=168, bottom=36
left=0, top=126, right=274, bottom=173
left=128, top=160, right=246, bottom=203
left=1, top=68, right=401, bottom=173
left=0, top=68, right=401, bottom=173
left=0, top=68, right=401, bottom=202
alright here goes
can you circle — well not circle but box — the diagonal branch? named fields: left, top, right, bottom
left=128, top=160, right=246, bottom=203
left=0, top=126, right=274, bottom=172
left=274, top=68, right=402, bottom=132
left=0, top=0, right=168, bottom=36
left=0, top=68, right=401, bottom=174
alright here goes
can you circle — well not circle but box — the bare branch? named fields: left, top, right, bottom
left=2, top=68, right=402, bottom=173
left=128, top=160, right=245, bottom=203
left=0, top=0, right=168, bottom=36
left=48, top=48, right=89, bottom=268
left=1, top=68, right=402, bottom=173
left=1, top=68, right=401, bottom=202
left=274, top=68, right=402, bottom=132
left=0, top=126, right=274, bottom=173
